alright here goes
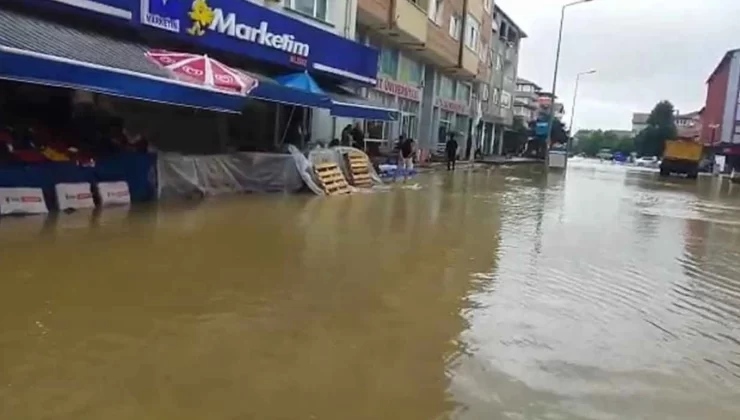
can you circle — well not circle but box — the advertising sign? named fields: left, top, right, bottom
left=0, top=188, right=48, bottom=215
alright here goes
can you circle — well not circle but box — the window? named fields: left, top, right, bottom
left=399, top=99, right=420, bottom=140
left=438, top=110, right=453, bottom=144
left=428, top=0, right=444, bottom=25
left=449, top=14, right=462, bottom=40
left=464, top=15, right=480, bottom=52
left=399, top=54, right=423, bottom=84
left=455, top=114, right=469, bottom=135
left=501, top=91, right=511, bottom=109
left=456, top=82, right=471, bottom=103
left=379, top=47, right=399, bottom=78
left=481, top=84, right=490, bottom=102
left=365, top=91, right=395, bottom=142
left=438, top=75, right=455, bottom=99
left=478, top=40, right=487, bottom=61
left=495, top=53, right=503, bottom=71
left=290, top=0, right=328, bottom=21
left=492, top=87, right=500, bottom=104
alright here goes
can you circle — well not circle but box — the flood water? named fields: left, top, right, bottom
left=2, top=159, right=740, bottom=419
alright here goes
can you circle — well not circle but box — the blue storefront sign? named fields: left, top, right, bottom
left=28, top=0, right=379, bottom=85
left=138, top=0, right=379, bottom=85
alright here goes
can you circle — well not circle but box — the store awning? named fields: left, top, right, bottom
left=328, top=93, right=399, bottom=121
left=247, top=73, right=330, bottom=109
left=0, top=10, right=247, bottom=113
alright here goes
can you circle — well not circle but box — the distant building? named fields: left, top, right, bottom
left=632, top=110, right=701, bottom=138
left=513, top=77, right=541, bottom=122
left=632, top=113, right=649, bottom=135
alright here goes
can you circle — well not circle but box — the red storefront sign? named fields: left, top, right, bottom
left=375, top=77, right=421, bottom=102
left=435, top=97, right=469, bottom=114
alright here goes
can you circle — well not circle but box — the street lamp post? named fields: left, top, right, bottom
left=568, top=69, right=596, bottom=134
left=545, top=0, right=595, bottom=163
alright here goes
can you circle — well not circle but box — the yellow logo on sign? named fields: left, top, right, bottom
left=187, top=0, right=214, bottom=36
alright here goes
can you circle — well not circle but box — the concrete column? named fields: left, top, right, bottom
left=496, top=124, right=505, bottom=155
left=419, top=68, right=437, bottom=152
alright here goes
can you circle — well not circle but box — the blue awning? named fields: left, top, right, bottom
left=0, top=10, right=247, bottom=113
left=329, top=93, right=399, bottom=121
left=248, top=75, right=330, bottom=109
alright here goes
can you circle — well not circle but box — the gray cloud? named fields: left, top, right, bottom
left=496, top=0, right=740, bottom=131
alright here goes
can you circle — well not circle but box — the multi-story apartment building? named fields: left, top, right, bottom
left=632, top=110, right=701, bottom=138
left=479, top=5, right=526, bottom=156
left=513, top=77, right=541, bottom=122
left=356, top=0, right=499, bottom=157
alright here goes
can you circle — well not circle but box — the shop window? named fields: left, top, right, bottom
left=291, top=0, right=329, bottom=21
left=428, top=0, right=444, bottom=25
left=455, top=114, right=469, bottom=137
left=438, top=75, right=455, bottom=100
left=456, top=83, right=471, bottom=103
left=464, top=15, right=480, bottom=52
left=380, top=47, right=399, bottom=78
left=399, top=99, right=420, bottom=140
left=449, top=14, right=462, bottom=40
left=399, top=54, right=423, bottom=85
left=438, top=110, right=453, bottom=144
left=365, top=90, right=395, bottom=142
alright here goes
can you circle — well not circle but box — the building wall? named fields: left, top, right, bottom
left=702, top=57, right=730, bottom=146
left=720, top=52, right=740, bottom=144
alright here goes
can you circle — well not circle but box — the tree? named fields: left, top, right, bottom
left=572, top=129, right=636, bottom=157
left=550, top=118, right=569, bottom=146
left=635, top=100, right=677, bottom=157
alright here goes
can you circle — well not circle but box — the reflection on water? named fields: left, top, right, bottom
left=1, top=161, right=740, bottom=419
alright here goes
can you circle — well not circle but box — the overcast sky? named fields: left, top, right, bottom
left=495, top=0, right=740, bottom=131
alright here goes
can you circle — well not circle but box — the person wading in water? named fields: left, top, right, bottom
left=445, top=133, right=458, bottom=171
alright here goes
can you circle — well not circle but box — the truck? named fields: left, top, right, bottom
left=659, top=139, right=703, bottom=179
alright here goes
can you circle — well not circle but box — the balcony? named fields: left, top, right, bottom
left=460, top=46, right=479, bottom=78
left=357, top=0, right=427, bottom=46
left=392, top=0, right=428, bottom=45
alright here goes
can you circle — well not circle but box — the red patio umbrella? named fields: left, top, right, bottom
left=146, top=49, right=259, bottom=95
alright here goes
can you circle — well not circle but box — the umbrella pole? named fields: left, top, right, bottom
left=280, top=106, right=296, bottom=148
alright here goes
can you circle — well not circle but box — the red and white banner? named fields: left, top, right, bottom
left=435, top=97, right=469, bottom=114
left=55, top=183, right=95, bottom=210
left=97, top=182, right=131, bottom=206
left=375, top=77, right=421, bottom=102
left=0, top=188, right=48, bottom=215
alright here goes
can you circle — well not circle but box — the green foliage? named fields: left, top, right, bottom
left=635, top=100, right=677, bottom=156
left=550, top=118, right=569, bottom=145
left=572, top=129, right=635, bottom=156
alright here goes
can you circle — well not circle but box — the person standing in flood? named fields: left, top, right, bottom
left=350, top=122, right=365, bottom=150
left=341, top=124, right=353, bottom=146
left=445, top=133, right=458, bottom=171
left=397, top=137, right=415, bottom=182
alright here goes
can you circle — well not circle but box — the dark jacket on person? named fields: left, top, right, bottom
left=445, top=139, right=458, bottom=157
left=400, top=139, right=414, bottom=159
left=350, top=126, right=364, bottom=149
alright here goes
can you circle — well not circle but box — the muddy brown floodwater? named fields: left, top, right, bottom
left=1, top=159, right=740, bottom=419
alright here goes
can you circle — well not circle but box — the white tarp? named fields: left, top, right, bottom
left=0, top=187, right=48, bottom=215
left=55, top=183, right=95, bottom=210
left=157, top=152, right=305, bottom=199
left=97, top=181, right=131, bottom=206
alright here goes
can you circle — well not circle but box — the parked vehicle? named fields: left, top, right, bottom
left=635, top=156, right=659, bottom=167
left=659, top=139, right=703, bottom=178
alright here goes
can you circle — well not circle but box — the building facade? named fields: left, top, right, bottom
left=513, top=77, right=541, bottom=122
left=479, top=5, right=525, bottom=156
left=633, top=110, right=701, bottom=139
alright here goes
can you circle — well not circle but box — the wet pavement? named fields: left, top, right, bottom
left=1, top=159, right=740, bottom=419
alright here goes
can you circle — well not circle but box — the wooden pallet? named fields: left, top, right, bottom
left=315, top=162, right=350, bottom=195
left=347, top=153, right=373, bottom=188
